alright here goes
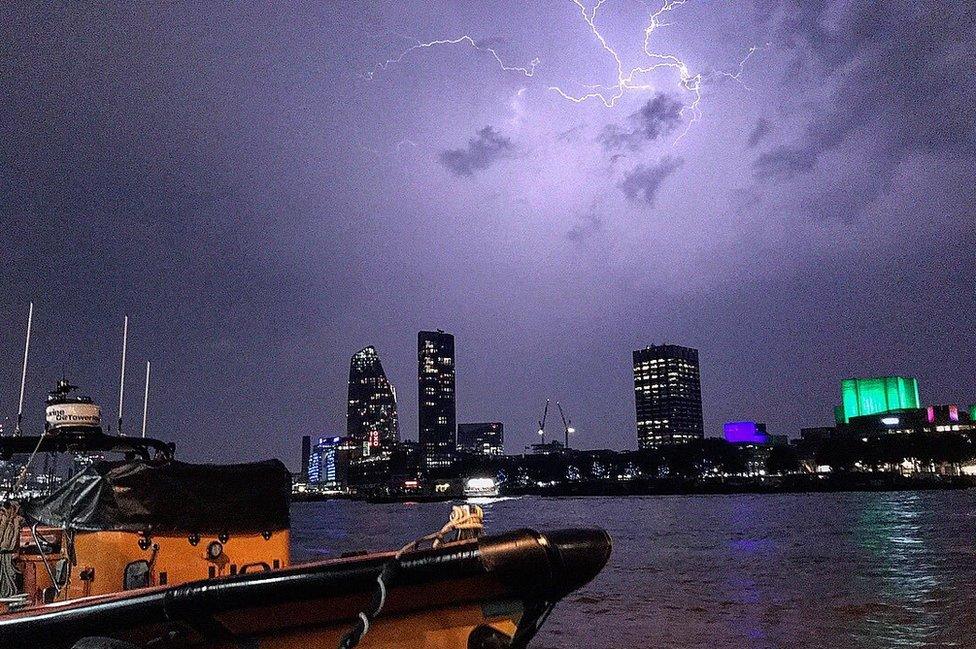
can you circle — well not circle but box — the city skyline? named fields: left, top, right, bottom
left=1, top=1, right=973, bottom=466
left=0, top=310, right=972, bottom=464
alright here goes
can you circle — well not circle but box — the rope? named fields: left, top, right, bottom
left=337, top=505, right=484, bottom=649
left=0, top=503, right=23, bottom=598
left=0, top=434, right=49, bottom=600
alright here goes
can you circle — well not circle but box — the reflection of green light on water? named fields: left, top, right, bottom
left=853, top=493, right=941, bottom=647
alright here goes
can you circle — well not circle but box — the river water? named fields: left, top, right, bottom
left=291, top=491, right=976, bottom=648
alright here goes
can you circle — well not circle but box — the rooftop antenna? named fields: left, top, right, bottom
left=15, top=302, right=34, bottom=436
left=141, top=361, right=151, bottom=438
left=117, top=315, right=128, bottom=436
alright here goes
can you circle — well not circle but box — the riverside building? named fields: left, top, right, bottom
left=834, top=376, right=920, bottom=425
left=633, top=344, right=704, bottom=449
left=347, top=346, right=400, bottom=448
left=457, top=422, right=504, bottom=456
left=418, top=330, right=457, bottom=469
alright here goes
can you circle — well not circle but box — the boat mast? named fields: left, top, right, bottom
left=141, top=360, right=151, bottom=438
left=14, top=302, right=33, bottom=436
left=117, top=315, right=128, bottom=436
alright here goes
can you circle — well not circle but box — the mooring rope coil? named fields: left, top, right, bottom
left=337, top=504, right=484, bottom=649
left=0, top=432, right=48, bottom=601
left=0, top=503, right=23, bottom=598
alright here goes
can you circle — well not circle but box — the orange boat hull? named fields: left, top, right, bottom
left=0, top=528, right=611, bottom=649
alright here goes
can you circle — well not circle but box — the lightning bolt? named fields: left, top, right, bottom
left=364, top=35, right=540, bottom=80
left=551, top=0, right=763, bottom=141
left=710, top=44, right=767, bottom=91
left=364, top=2, right=763, bottom=144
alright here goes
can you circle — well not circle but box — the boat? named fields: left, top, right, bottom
left=0, top=382, right=612, bottom=648
left=463, top=477, right=501, bottom=499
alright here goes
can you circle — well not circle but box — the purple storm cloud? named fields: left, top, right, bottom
left=0, top=0, right=973, bottom=464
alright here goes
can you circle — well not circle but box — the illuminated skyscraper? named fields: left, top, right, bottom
left=347, top=346, right=399, bottom=447
left=633, top=344, right=704, bottom=449
left=418, top=330, right=456, bottom=469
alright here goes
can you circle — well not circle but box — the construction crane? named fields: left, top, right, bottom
left=537, top=399, right=550, bottom=445
left=557, top=402, right=575, bottom=449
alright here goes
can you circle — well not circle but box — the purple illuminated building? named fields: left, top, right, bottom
left=724, top=421, right=769, bottom=445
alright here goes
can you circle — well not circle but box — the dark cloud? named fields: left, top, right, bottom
left=566, top=213, right=603, bottom=243
left=618, top=157, right=683, bottom=206
left=600, top=93, right=683, bottom=151
left=746, top=118, right=772, bottom=148
left=753, top=2, right=976, bottom=200
left=438, top=126, right=514, bottom=177
left=754, top=146, right=816, bottom=178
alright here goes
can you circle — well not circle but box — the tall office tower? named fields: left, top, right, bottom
left=347, top=346, right=400, bottom=448
left=418, top=330, right=456, bottom=469
left=633, top=344, right=704, bottom=449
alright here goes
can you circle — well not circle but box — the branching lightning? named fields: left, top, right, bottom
left=364, top=1, right=763, bottom=145
left=551, top=0, right=763, bottom=141
left=364, top=35, right=540, bottom=80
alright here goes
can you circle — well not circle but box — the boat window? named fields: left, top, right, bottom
left=123, top=560, right=150, bottom=590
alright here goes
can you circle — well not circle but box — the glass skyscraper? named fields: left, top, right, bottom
left=347, top=346, right=400, bottom=448
left=418, top=330, right=456, bottom=469
left=633, top=344, right=704, bottom=449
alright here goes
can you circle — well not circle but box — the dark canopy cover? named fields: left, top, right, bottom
left=25, top=459, right=290, bottom=534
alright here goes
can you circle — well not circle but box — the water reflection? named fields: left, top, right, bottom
left=291, top=491, right=976, bottom=648
left=852, top=492, right=945, bottom=647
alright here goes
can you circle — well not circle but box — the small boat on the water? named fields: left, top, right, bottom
left=463, top=477, right=501, bottom=499
left=0, top=382, right=611, bottom=648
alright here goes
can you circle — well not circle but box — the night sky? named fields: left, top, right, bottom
left=1, top=1, right=974, bottom=468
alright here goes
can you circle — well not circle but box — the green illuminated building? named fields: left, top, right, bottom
left=834, top=376, right=920, bottom=425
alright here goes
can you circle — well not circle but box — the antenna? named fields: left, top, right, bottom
left=118, top=315, right=128, bottom=436
left=141, top=360, right=151, bottom=438
left=15, top=302, right=34, bottom=436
